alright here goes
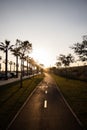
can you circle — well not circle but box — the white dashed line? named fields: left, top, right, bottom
left=44, top=100, right=47, bottom=108
left=45, top=90, right=47, bottom=94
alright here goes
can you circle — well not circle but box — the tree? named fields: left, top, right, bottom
left=0, top=56, right=2, bottom=71
left=29, top=58, right=36, bottom=75
left=71, top=40, right=87, bottom=62
left=0, top=40, right=13, bottom=79
left=20, top=55, right=27, bottom=76
left=25, top=56, right=30, bottom=76
left=56, top=62, right=61, bottom=68
left=0, top=56, right=2, bottom=61
left=11, top=39, right=21, bottom=78
left=18, top=39, right=32, bottom=87
left=58, top=54, right=74, bottom=67
left=57, top=54, right=74, bottom=78
left=13, top=62, right=16, bottom=71
left=19, top=40, right=32, bottom=75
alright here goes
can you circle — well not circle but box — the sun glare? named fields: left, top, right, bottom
left=31, top=48, right=50, bottom=67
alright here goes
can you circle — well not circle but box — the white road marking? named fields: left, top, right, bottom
left=45, top=90, right=47, bottom=94
left=44, top=100, right=47, bottom=108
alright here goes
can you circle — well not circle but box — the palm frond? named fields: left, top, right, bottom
left=8, top=45, right=14, bottom=50
left=0, top=47, right=4, bottom=51
left=0, top=42, right=4, bottom=46
left=0, top=44, right=4, bottom=48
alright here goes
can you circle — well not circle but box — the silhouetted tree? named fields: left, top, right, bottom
left=71, top=40, right=87, bottom=62
left=21, top=55, right=27, bottom=76
left=56, top=62, right=61, bottom=68
left=0, top=56, right=2, bottom=71
left=18, top=40, right=32, bottom=87
left=58, top=54, right=74, bottom=67
left=29, top=58, right=36, bottom=75
left=13, top=62, right=16, bottom=71
left=0, top=56, right=2, bottom=60
left=0, top=40, right=13, bottom=79
left=57, top=54, right=74, bottom=78
left=11, top=39, right=21, bottom=77
left=25, top=56, right=30, bottom=75
left=19, top=40, right=32, bottom=75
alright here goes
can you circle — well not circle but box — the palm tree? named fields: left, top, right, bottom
left=19, top=40, right=32, bottom=70
left=0, top=40, right=13, bottom=79
left=29, top=58, right=36, bottom=75
left=26, top=56, right=29, bottom=75
left=0, top=56, right=2, bottom=71
left=0, top=56, right=2, bottom=61
left=13, top=62, right=16, bottom=71
left=11, top=39, right=21, bottom=78
left=24, top=56, right=30, bottom=76
left=18, top=39, right=32, bottom=87
left=21, top=55, right=27, bottom=77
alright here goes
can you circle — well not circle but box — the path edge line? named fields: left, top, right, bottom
left=53, top=79, right=85, bottom=130
left=6, top=81, right=43, bottom=130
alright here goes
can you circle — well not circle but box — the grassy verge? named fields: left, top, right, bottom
left=51, top=73, right=87, bottom=129
left=0, top=74, right=44, bottom=129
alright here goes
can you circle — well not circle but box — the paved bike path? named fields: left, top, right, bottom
left=7, top=73, right=85, bottom=130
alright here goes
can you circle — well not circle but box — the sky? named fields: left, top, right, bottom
left=0, top=0, right=87, bottom=67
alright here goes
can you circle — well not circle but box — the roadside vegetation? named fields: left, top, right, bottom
left=0, top=73, right=44, bottom=129
left=51, top=73, right=87, bottom=129
left=51, top=65, right=87, bottom=82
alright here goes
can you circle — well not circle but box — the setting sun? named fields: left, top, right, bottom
left=31, top=48, right=50, bottom=67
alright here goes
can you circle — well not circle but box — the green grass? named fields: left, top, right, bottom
left=0, top=74, right=44, bottom=129
left=51, top=73, right=87, bottom=129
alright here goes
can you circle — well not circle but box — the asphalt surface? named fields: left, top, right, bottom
left=8, top=73, right=84, bottom=130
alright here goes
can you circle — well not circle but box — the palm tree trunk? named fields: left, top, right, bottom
left=23, top=60, right=24, bottom=76
left=5, top=48, right=8, bottom=80
left=10, top=64, right=11, bottom=72
left=14, top=63, right=15, bottom=72
left=0, top=63, right=1, bottom=72
left=0, top=57, right=2, bottom=71
left=27, top=60, right=28, bottom=75
left=20, top=58, right=23, bottom=88
left=16, top=56, right=18, bottom=78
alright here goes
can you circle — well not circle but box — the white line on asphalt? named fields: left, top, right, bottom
left=45, top=90, right=47, bottom=94
left=44, top=100, right=47, bottom=108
